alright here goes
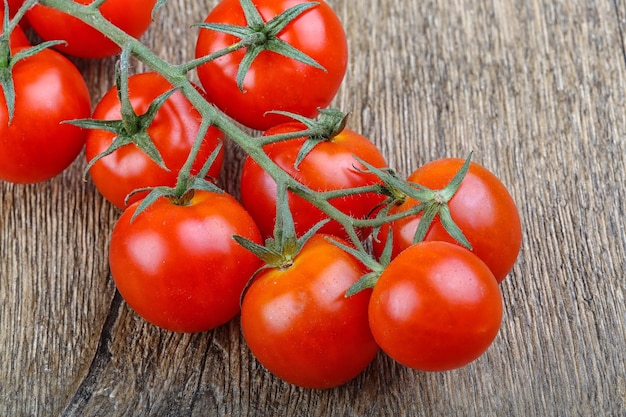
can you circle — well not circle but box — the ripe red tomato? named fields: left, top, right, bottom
left=109, top=190, right=263, bottom=333
left=240, top=122, right=387, bottom=241
left=85, top=72, right=224, bottom=210
left=26, top=0, right=156, bottom=59
left=369, top=241, right=503, bottom=371
left=241, top=234, right=379, bottom=388
left=195, top=0, right=348, bottom=130
left=373, top=158, right=522, bottom=283
left=0, top=47, right=91, bottom=184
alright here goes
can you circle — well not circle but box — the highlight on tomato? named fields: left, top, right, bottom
left=194, top=0, right=348, bottom=130
left=372, top=158, right=522, bottom=283
left=368, top=241, right=503, bottom=372
left=240, top=121, right=387, bottom=241
left=0, top=46, right=91, bottom=184
left=84, top=72, right=224, bottom=210
left=26, top=0, right=157, bottom=59
left=240, top=234, right=379, bottom=389
left=108, top=190, right=263, bottom=333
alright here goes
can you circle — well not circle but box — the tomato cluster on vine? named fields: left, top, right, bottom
left=0, top=0, right=522, bottom=390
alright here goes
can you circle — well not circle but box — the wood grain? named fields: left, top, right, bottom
left=1, top=0, right=625, bottom=415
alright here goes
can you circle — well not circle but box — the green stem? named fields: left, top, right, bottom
left=35, top=0, right=415, bottom=253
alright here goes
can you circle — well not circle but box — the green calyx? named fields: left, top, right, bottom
left=70, top=49, right=173, bottom=176
left=263, top=108, right=348, bottom=170
left=194, top=0, right=326, bottom=91
left=343, top=153, right=475, bottom=297
left=127, top=138, right=224, bottom=222
left=364, top=152, right=474, bottom=250
left=234, top=182, right=327, bottom=270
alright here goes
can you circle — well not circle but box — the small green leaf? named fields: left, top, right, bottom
left=324, top=236, right=382, bottom=273
left=67, top=118, right=124, bottom=134
left=83, top=134, right=133, bottom=176
left=377, top=226, right=395, bottom=266
left=152, top=0, right=167, bottom=19
left=439, top=151, right=473, bottom=201
left=236, top=44, right=263, bottom=91
left=187, top=177, right=224, bottom=194
left=438, top=204, right=472, bottom=250
left=345, top=272, right=381, bottom=297
left=265, top=37, right=325, bottom=71
left=239, top=0, right=265, bottom=29
left=196, top=22, right=254, bottom=39
left=197, top=140, right=223, bottom=179
left=130, top=187, right=171, bottom=222
left=294, top=137, right=319, bottom=170
left=133, top=131, right=168, bottom=171
left=233, top=234, right=284, bottom=265
left=265, top=2, right=320, bottom=35
left=138, top=87, right=177, bottom=131
left=412, top=201, right=439, bottom=244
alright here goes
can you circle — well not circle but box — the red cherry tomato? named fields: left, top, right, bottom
left=109, top=190, right=263, bottom=333
left=0, top=47, right=91, bottom=184
left=85, top=72, right=224, bottom=210
left=373, top=158, right=522, bottom=283
left=241, top=234, right=379, bottom=388
left=369, top=241, right=503, bottom=371
left=240, top=122, right=387, bottom=241
left=26, top=0, right=156, bottom=59
left=195, top=0, right=348, bottom=130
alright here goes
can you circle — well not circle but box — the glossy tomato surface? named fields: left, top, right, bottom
left=26, top=0, right=156, bottom=58
left=369, top=241, right=503, bottom=371
left=0, top=47, right=91, bottom=184
left=85, top=72, right=224, bottom=210
left=241, top=234, right=379, bottom=389
left=240, top=122, right=387, bottom=241
left=109, top=190, right=263, bottom=333
left=373, top=158, right=522, bottom=283
left=195, top=0, right=348, bottom=130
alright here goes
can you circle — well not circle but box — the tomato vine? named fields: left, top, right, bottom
left=0, top=0, right=523, bottom=386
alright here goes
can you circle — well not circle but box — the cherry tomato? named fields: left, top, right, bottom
left=109, top=190, right=263, bottom=333
left=26, top=0, right=156, bottom=59
left=369, top=241, right=503, bottom=372
left=373, top=158, right=522, bottom=283
left=85, top=72, right=224, bottom=210
left=0, top=47, right=91, bottom=184
left=195, top=0, right=348, bottom=130
left=241, top=234, right=379, bottom=388
left=240, top=122, right=387, bottom=241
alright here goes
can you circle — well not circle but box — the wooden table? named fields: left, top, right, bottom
left=2, top=0, right=625, bottom=415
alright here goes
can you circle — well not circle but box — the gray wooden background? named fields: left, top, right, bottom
left=1, top=0, right=625, bottom=415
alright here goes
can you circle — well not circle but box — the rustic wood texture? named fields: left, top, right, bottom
left=1, top=0, right=625, bottom=415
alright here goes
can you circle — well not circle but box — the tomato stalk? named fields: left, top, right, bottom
left=37, top=0, right=471, bottom=266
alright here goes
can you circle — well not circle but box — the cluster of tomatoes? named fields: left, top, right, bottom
left=0, top=0, right=522, bottom=390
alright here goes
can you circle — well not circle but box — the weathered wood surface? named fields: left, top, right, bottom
left=1, top=0, right=625, bottom=415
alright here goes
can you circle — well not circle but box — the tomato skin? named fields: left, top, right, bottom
left=373, top=158, right=522, bottom=283
left=0, top=47, right=91, bottom=184
left=240, top=122, right=387, bottom=240
left=241, top=234, right=379, bottom=389
left=369, top=241, right=503, bottom=372
left=85, top=72, right=224, bottom=210
left=195, top=0, right=348, bottom=130
left=26, top=0, right=156, bottom=59
left=109, top=190, right=263, bottom=333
